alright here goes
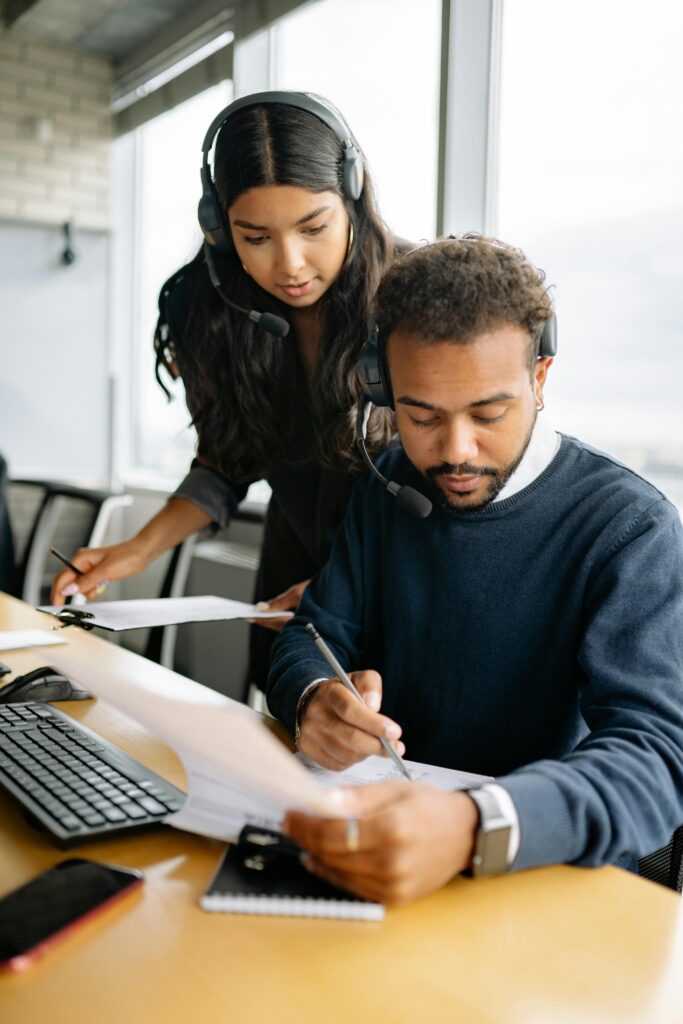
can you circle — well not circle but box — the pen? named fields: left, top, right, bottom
left=304, top=622, right=412, bottom=781
left=49, top=547, right=84, bottom=576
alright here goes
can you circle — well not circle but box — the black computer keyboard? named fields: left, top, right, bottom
left=0, top=702, right=185, bottom=846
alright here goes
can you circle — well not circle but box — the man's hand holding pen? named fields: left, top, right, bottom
left=297, top=670, right=406, bottom=770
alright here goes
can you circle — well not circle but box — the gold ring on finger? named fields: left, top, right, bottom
left=345, top=817, right=360, bottom=853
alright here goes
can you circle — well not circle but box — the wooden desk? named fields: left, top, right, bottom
left=1, top=593, right=682, bottom=1024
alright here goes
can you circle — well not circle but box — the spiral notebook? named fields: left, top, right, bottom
left=201, top=827, right=384, bottom=921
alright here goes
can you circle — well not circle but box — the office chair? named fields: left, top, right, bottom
left=0, top=455, right=15, bottom=593
left=143, top=532, right=200, bottom=669
left=637, top=826, right=683, bottom=893
left=7, top=479, right=132, bottom=605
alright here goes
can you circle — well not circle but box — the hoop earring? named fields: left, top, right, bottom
left=346, top=222, right=354, bottom=259
left=536, top=397, right=545, bottom=412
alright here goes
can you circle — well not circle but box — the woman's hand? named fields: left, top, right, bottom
left=50, top=539, right=151, bottom=605
left=50, top=497, right=213, bottom=605
left=252, top=578, right=311, bottom=632
left=283, top=783, right=479, bottom=906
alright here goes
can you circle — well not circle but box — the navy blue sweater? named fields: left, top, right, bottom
left=267, top=437, right=683, bottom=871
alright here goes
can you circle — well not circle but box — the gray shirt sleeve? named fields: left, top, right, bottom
left=171, top=461, right=250, bottom=530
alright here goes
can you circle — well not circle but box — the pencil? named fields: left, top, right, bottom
left=49, top=547, right=84, bottom=577
left=304, top=622, right=412, bottom=781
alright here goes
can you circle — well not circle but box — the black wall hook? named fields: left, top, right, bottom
left=61, top=221, right=76, bottom=266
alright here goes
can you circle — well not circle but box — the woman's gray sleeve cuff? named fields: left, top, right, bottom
left=171, top=464, right=247, bottom=529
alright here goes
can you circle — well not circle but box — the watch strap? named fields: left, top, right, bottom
left=294, top=679, right=327, bottom=745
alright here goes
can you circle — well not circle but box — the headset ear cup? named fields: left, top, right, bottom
left=359, top=318, right=392, bottom=407
left=343, top=145, right=364, bottom=201
left=214, top=192, right=234, bottom=253
left=198, top=169, right=234, bottom=254
left=379, top=330, right=394, bottom=409
left=539, top=313, right=557, bottom=357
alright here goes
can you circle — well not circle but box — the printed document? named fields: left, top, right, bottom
left=38, top=595, right=292, bottom=631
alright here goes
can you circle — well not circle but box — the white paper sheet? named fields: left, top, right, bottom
left=166, top=751, right=294, bottom=841
left=47, top=649, right=333, bottom=841
left=38, top=595, right=293, bottom=631
left=169, top=754, right=492, bottom=842
left=297, top=753, right=492, bottom=792
left=0, top=629, right=69, bottom=651
left=46, top=648, right=491, bottom=844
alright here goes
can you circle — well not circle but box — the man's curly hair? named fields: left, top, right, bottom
left=373, top=234, right=554, bottom=371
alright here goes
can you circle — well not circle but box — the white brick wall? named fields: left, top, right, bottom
left=0, top=27, right=112, bottom=231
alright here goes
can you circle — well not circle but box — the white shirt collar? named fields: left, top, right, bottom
left=493, top=415, right=560, bottom=503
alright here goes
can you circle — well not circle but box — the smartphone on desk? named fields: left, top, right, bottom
left=0, top=858, right=143, bottom=972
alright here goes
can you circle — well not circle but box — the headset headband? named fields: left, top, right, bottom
left=358, top=239, right=558, bottom=409
left=200, top=90, right=364, bottom=201
left=198, top=90, right=365, bottom=258
left=201, top=90, right=355, bottom=156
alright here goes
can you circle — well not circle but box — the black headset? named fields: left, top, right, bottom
left=198, top=90, right=365, bottom=255
left=354, top=242, right=558, bottom=519
left=358, top=268, right=558, bottom=409
left=196, top=91, right=364, bottom=338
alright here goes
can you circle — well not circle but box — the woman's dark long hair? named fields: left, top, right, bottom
left=154, top=98, right=395, bottom=483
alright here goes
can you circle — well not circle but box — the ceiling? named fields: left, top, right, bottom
left=1, top=0, right=235, bottom=63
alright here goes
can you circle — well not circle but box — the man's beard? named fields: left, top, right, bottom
left=425, top=412, right=537, bottom=513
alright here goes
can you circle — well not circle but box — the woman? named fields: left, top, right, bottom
left=51, top=91, right=397, bottom=691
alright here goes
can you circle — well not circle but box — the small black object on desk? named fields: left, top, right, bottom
left=50, top=608, right=95, bottom=631
left=0, top=666, right=92, bottom=703
left=201, top=826, right=384, bottom=919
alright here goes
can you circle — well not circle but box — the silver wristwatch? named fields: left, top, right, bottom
left=467, top=787, right=515, bottom=877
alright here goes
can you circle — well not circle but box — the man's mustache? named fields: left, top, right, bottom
left=426, top=462, right=499, bottom=480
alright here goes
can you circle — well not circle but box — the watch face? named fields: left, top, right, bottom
left=469, top=789, right=513, bottom=875
left=478, top=826, right=511, bottom=874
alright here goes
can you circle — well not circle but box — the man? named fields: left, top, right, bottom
left=266, top=236, right=683, bottom=906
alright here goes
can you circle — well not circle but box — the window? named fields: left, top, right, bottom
left=116, top=1, right=441, bottom=490
left=116, top=81, right=232, bottom=483
left=495, top=0, right=683, bottom=501
left=273, top=0, right=441, bottom=243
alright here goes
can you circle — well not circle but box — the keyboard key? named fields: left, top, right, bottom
left=119, top=802, right=146, bottom=820
left=56, top=813, right=82, bottom=831
left=121, top=784, right=146, bottom=798
left=44, top=798, right=69, bottom=817
left=82, top=811, right=106, bottom=826
left=31, top=706, right=53, bottom=718
left=90, top=797, right=115, bottom=811
left=101, top=807, right=127, bottom=822
left=137, top=796, right=167, bottom=815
